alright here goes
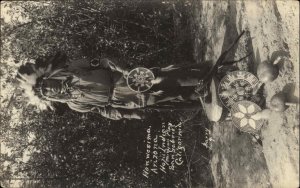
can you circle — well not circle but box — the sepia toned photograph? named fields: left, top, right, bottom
left=0, top=0, right=299, bottom=187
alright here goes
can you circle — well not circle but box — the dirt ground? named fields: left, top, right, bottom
left=191, top=1, right=299, bottom=188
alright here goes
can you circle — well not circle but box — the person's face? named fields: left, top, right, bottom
left=41, top=79, right=64, bottom=97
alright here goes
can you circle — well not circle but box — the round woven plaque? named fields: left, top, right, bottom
left=126, top=67, right=155, bottom=92
left=230, top=100, right=264, bottom=133
left=219, top=71, right=260, bottom=109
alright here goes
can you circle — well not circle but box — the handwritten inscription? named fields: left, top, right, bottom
left=142, top=122, right=185, bottom=178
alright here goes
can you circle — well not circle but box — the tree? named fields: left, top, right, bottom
left=1, top=0, right=212, bottom=187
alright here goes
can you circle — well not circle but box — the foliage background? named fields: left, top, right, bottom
left=0, top=1, right=212, bottom=187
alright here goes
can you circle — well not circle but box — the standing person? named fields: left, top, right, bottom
left=16, top=54, right=209, bottom=120
left=16, top=31, right=246, bottom=120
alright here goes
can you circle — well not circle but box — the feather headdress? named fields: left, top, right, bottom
left=16, top=52, right=68, bottom=110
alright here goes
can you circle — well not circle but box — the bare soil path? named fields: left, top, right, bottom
left=191, top=1, right=299, bottom=187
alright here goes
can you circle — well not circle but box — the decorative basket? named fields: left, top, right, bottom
left=126, top=67, right=155, bottom=93
left=219, top=71, right=260, bottom=109
left=230, top=100, right=264, bottom=133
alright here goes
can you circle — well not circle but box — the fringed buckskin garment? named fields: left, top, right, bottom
left=43, top=58, right=156, bottom=120
left=37, top=58, right=210, bottom=120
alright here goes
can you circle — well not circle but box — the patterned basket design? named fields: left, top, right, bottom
left=219, top=71, right=260, bottom=109
left=230, top=100, right=264, bottom=133
left=126, top=67, right=155, bottom=92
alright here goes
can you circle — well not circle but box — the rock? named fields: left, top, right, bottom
left=257, top=60, right=279, bottom=83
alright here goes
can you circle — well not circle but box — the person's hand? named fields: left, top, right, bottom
left=123, top=70, right=129, bottom=79
left=150, top=77, right=164, bottom=84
